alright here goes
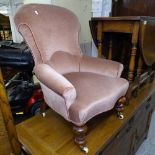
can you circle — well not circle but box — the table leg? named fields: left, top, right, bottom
left=97, top=21, right=103, bottom=58
left=128, top=22, right=139, bottom=82
left=128, top=43, right=137, bottom=81
left=121, top=40, right=127, bottom=64
left=137, top=55, right=143, bottom=77
left=108, top=38, right=112, bottom=60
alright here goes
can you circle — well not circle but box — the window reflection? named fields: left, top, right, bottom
left=0, top=2, right=11, bottom=41
left=0, top=1, right=23, bottom=42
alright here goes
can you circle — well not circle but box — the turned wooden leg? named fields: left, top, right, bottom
left=128, top=43, right=137, bottom=82
left=128, top=22, right=139, bottom=82
left=40, top=101, right=47, bottom=117
left=73, top=125, right=89, bottom=153
left=133, top=76, right=140, bottom=97
left=137, top=55, right=143, bottom=77
left=97, top=21, right=103, bottom=58
left=108, top=38, right=112, bottom=60
left=126, top=85, right=132, bottom=102
left=134, top=55, right=143, bottom=96
left=116, top=96, right=127, bottom=119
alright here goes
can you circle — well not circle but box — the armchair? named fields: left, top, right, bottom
left=14, top=4, right=129, bottom=153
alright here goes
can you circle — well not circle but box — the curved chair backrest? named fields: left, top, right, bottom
left=14, top=4, right=81, bottom=65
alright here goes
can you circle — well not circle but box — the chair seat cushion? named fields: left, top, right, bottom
left=64, top=72, right=129, bottom=126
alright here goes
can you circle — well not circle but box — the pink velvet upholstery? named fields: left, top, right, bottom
left=14, top=4, right=129, bottom=126
left=65, top=72, right=128, bottom=125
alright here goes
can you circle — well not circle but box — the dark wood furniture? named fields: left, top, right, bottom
left=90, top=16, right=155, bottom=82
left=112, top=0, right=155, bottom=17
left=100, top=85, right=155, bottom=155
left=15, top=77, right=155, bottom=155
left=0, top=69, right=21, bottom=155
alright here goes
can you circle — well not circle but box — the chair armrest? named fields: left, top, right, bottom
left=80, top=55, right=123, bottom=78
left=34, top=63, right=76, bottom=109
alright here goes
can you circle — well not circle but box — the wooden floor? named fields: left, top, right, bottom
left=16, top=81, right=155, bottom=155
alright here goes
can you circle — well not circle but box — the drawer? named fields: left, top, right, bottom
left=100, top=117, right=135, bottom=155
left=132, top=95, right=154, bottom=153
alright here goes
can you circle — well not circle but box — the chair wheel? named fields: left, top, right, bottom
left=80, top=146, right=89, bottom=154
left=117, top=112, right=124, bottom=119
left=42, top=112, right=46, bottom=117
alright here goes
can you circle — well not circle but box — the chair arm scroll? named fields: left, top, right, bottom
left=34, top=63, right=77, bottom=109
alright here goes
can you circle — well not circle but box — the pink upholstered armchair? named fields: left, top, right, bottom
left=14, top=4, right=129, bottom=153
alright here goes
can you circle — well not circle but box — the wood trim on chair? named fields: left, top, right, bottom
left=73, top=125, right=88, bottom=146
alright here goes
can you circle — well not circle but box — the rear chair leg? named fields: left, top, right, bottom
left=73, top=125, right=89, bottom=154
left=116, top=96, right=127, bottom=119
left=40, top=101, right=47, bottom=117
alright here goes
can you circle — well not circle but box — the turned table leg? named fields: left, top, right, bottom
left=137, top=55, right=143, bottom=77
left=73, top=124, right=89, bottom=153
left=97, top=21, right=103, bottom=58
left=128, top=22, right=139, bottom=82
left=128, top=43, right=137, bottom=82
left=108, top=37, right=113, bottom=60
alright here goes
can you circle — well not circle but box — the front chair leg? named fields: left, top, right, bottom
left=116, top=96, right=127, bottom=119
left=73, top=125, right=89, bottom=154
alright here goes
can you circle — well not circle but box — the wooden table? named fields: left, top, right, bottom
left=0, top=66, right=155, bottom=155
left=15, top=79, right=155, bottom=155
left=90, top=16, right=155, bottom=82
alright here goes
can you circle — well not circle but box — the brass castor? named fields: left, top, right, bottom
left=116, top=96, right=126, bottom=120
left=117, top=111, right=124, bottom=119
left=42, top=112, right=46, bottom=117
left=80, top=145, right=89, bottom=154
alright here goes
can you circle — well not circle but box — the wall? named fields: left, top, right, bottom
left=54, top=0, right=92, bottom=44
left=24, top=0, right=52, bottom=4
left=8, top=0, right=24, bottom=43
left=53, top=0, right=92, bottom=56
left=92, top=0, right=112, bottom=57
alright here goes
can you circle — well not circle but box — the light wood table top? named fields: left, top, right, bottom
left=16, top=81, right=155, bottom=155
